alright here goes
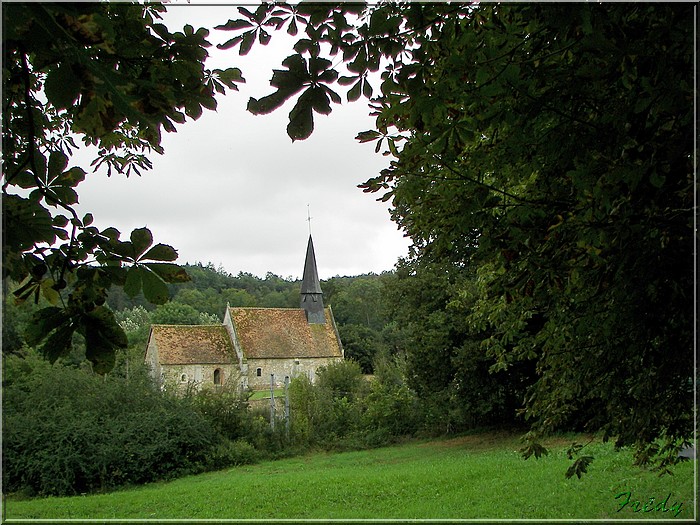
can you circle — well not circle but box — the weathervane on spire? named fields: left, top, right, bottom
left=306, top=204, right=313, bottom=236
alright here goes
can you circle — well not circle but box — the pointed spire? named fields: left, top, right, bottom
left=301, top=235, right=322, bottom=294
left=300, top=235, right=325, bottom=323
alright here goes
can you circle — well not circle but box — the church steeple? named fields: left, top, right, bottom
left=300, top=235, right=325, bottom=324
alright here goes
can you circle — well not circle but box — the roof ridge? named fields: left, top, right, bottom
left=152, top=324, right=225, bottom=328
left=228, top=306, right=300, bottom=311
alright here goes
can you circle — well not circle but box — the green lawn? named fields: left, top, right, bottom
left=3, top=432, right=696, bottom=521
left=248, top=388, right=285, bottom=401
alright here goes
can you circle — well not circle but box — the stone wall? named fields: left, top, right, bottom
left=161, top=363, right=243, bottom=392
left=246, top=356, right=343, bottom=390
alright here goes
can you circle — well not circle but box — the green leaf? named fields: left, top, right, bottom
left=40, top=323, right=76, bottom=364
left=142, top=243, right=178, bottom=262
left=348, top=80, right=362, bottom=102
left=240, top=31, right=256, bottom=55
left=130, top=227, right=153, bottom=259
left=47, top=150, right=69, bottom=177
left=61, top=166, right=87, bottom=186
left=84, top=322, right=117, bottom=375
left=215, top=19, right=254, bottom=31
left=356, top=130, right=382, bottom=143
left=24, top=306, right=69, bottom=346
left=308, top=56, right=332, bottom=78
left=87, top=306, right=128, bottom=349
left=304, top=86, right=332, bottom=115
left=565, top=456, right=594, bottom=479
left=13, top=278, right=39, bottom=303
left=215, top=67, right=245, bottom=88
left=10, top=170, right=35, bottom=189
left=50, top=186, right=79, bottom=206
left=649, top=171, right=665, bottom=188
left=32, top=150, right=47, bottom=179
left=521, top=442, right=549, bottom=460
left=362, top=79, right=373, bottom=99
left=53, top=215, right=69, bottom=228
left=185, top=100, right=203, bottom=120
left=143, top=263, right=190, bottom=283
left=338, top=75, right=357, bottom=86
left=141, top=267, right=170, bottom=304
left=248, top=93, right=282, bottom=115
left=40, top=279, right=61, bottom=305
left=217, top=35, right=244, bottom=51
left=280, top=53, right=308, bottom=76
left=123, top=265, right=142, bottom=297
left=44, top=63, right=82, bottom=110
left=101, top=227, right=121, bottom=242
left=287, top=99, right=314, bottom=141
left=476, top=67, right=490, bottom=86
left=2, top=196, right=56, bottom=251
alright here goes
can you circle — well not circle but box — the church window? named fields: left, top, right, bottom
left=256, top=367, right=262, bottom=377
left=214, top=368, right=222, bottom=385
left=180, top=374, right=188, bottom=382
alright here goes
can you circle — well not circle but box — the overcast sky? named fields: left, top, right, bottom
left=72, top=3, right=411, bottom=280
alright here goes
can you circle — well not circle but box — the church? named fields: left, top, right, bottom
left=144, top=236, right=344, bottom=391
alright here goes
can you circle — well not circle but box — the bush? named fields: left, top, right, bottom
left=287, top=358, right=421, bottom=451
left=362, top=352, right=421, bottom=439
left=207, top=439, right=260, bottom=469
left=315, top=359, right=368, bottom=402
left=288, top=361, right=369, bottom=448
left=2, top=350, right=219, bottom=497
left=187, top=382, right=250, bottom=441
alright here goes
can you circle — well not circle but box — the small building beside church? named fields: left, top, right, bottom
left=144, top=235, right=344, bottom=391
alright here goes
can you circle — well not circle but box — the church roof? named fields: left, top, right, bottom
left=228, top=307, right=342, bottom=359
left=300, top=235, right=323, bottom=294
left=149, top=324, right=235, bottom=365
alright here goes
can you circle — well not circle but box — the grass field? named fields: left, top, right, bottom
left=3, top=432, right=696, bottom=521
left=248, top=388, right=285, bottom=401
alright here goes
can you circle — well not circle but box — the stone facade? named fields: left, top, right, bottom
left=162, top=363, right=243, bottom=391
left=246, top=356, right=342, bottom=389
left=144, top=324, right=244, bottom=392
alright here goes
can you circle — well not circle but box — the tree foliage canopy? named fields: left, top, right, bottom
left=2, top=2, right=243, bottom=372
left=218, top=1, right=695, bottom=475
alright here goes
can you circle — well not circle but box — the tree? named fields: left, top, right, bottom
left=336, top=323, right=383, bottom=375
left=114, top=305, right=151, bottom=347
left=150, top=302, right=202, bottom=326
left=216, top=2, right=694, bottom=475
left=2, top=3, right=243, bottom=372
left=331, top=276, right=385, bottom=331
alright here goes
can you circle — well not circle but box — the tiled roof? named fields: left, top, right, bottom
left=150, top=325, right=235, bottom=364
left=229, top=307, right=342, bottom=359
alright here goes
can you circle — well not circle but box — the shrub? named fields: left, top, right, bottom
left=2, top=350, right=219, bottom=497
left=361, top=352, right=421, bottom=440
left=288, top=361, right=369, bottom=448
left=207, top=439, right=260, bottom=469
left=315, top=359, right=368, bottom=402
left=187, top=381, right=250, bottom=441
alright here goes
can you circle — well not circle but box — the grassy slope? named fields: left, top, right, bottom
left=3, top=432, right=696, bottom=521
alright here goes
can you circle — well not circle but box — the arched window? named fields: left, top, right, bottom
left=180, top=373, right=188, bottom=383
left=214, top=368, right=222, bottom=385
left=256, top=367, right=262, bottom=377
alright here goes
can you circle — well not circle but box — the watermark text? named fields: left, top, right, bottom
left=615, top=491, right=683, bottom=517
